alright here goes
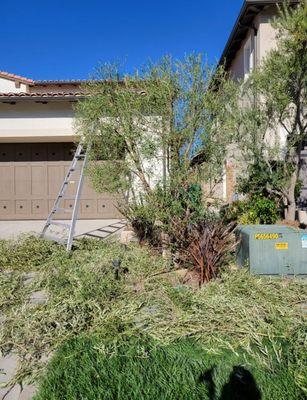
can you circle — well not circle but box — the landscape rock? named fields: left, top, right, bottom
left=0, top=384, right=21, bottom=400
left=19, top=385, right=37, bottom=400
left=22, top=273, right=37, bottom=286
left=0, top=354, right=19, bottom=385
left=28, top=290, right=48, bottom=306
left=120, top=230, right=137, bottom=245
left=0, top=354, right=20, bottom=400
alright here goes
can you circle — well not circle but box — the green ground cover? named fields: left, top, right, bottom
left=0, top=236, right=306, bottom=399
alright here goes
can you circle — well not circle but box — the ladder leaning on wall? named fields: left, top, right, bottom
left=41, top=142, right=90, bottom=251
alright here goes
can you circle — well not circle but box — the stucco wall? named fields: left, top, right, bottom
left=228, top=6, right=277, bottom=80
left=0, top=101, right=75, bottom=142
left=0, top=78, right=29, bottom=93
left=258, top=6, right=278, bottom=61
left=229, top=38, right=246, bottom=80
left=225, top=6, right=280, bottom=201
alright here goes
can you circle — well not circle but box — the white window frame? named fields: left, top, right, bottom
left=243, top=35, right=254, bottom=79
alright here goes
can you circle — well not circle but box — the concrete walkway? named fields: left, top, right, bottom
left=0, top=219, right=123, bottom=240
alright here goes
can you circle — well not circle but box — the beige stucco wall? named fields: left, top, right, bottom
left=0, top=101, right=75, bottom=143
left=225, top=6, right=281, bottom=201
left=229, top=6, right=277, bottom=80
left=258, top=6, right=278, bottom=61
left=229, top=41, right=246, bottom=80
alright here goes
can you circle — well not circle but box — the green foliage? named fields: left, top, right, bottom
left=222, top=197, right=280, bottom=225
left=213, top=3, right=307, bottom=220
left=237, top=160, right=284, bottom=201
left=0, top=235, right=59, bottom=272
left=123, top=182, right=210, bottom=247
left=35, top=337, right=209, bottom=400
left=35, top=335, right=305, bottom=400
left=76, top=55, right=231, bottom=210
left=1, top=236, right=306, bottom=396
left=124, top=202, right=159, bottom=244
left=153, top=182, right=206, bottom=225
left=249, top=197, right=280, bottom=224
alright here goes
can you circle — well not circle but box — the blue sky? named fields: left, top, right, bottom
left=1, top=0, right=243, bottom=80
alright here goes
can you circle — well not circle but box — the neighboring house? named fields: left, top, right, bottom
left=0, top=71, right=121, bottom=220
left=218, top=0, right=306, bottom=209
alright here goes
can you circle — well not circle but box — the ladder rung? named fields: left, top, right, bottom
left=48, top=222, right=71, bottom=229
left=59, top=196, right=76, bottom=200
left=41, top=141, right=90, bottom=251
left=63, top=180, right=76, bottom=185
left=53, top=208, right=72, bottom=213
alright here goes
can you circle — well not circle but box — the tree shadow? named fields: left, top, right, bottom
left=199, top=365, right=261, bottom=400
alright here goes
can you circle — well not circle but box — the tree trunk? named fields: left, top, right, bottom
left=285, top=200, right=296, bottom=221
left=284, top=159, right=299, bottom=221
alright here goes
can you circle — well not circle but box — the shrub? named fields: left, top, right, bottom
left=247, top=196, right=280, bottom=224
left=222, top=197, right=280, bottom=225
left=124, top=183, right=209, bottom=250
left=187, top=220, right=237, bottom=285
left=124, top=202, right=159, bottom=245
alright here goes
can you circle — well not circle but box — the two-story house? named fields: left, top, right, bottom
left=218, top=0, right=306, bottom=220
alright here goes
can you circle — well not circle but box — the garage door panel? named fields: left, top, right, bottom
left=32, top=165, right=47, bottom=196
left=0, top=143, right=121, bottom=220
left=32, top=200, right=48, bottom=215
left=15, top=166, right=31, bottom=197
left=47, top=143, right=64, bottom=161
left=66, top=180, right=78, bottom=196
left=81, top=199, right=97, bottom=215
left=47, top=165, right=65, bottom=196
left=0, top=144, right=14, bottom=161
left=63, top=143, right=76, bottom=161
left=98, top=199, right=121, bottom=218
left=0, top=200, right=13, bottom=217
left=31, top=144, right=47, bottom=161
left=82, top=178, right=98, bottom=197
left=64, top=199, right=74, bottom=211
left=0, top=166, right=14, bottom=199
left=15, top=200, right=30, bottom=216
left=15, top=145, right=31, bottom=161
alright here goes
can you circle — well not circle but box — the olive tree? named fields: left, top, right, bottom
left=75, top=55, right=233, bottom=212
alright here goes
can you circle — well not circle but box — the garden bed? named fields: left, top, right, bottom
left=0, top=236, right=306, bottom=399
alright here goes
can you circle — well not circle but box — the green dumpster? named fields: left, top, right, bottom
left=236, top=225, right=307, bottom=275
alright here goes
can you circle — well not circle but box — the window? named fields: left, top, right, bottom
left=243, top=35, right=254, bottom=79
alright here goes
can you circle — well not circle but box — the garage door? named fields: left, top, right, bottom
left=0, top=143, right=122, bottom=220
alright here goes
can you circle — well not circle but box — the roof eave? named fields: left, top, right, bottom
left=0, top=95, right=85, bottom=102
left=218, top=0, right=300, bottom=70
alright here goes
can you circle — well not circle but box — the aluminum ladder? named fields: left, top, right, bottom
left=41, top=142, right=90, bottom=251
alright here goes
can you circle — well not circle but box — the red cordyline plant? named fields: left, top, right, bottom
left=187, top=220, right=237, bottom=286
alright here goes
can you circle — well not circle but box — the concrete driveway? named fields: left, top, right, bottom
left=0, top=219, right=124, bottom=240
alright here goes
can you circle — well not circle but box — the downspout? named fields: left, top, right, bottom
left=252, top=25, right=258, bottom=71
left=252, top=25, right=258, bottom=109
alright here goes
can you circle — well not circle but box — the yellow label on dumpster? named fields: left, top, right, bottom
left=275, top=242, right=288, bottom=250
left=255, top=233, right=280, bottom=240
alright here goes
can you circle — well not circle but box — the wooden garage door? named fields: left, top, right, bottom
left=0, top=143, right=122, bottom=220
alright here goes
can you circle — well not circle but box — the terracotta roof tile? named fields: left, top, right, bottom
left=35, top=79, right=87, bottom=84
left=0, top=92, right=85, bottom=98
left=0, top=71, right=35, bottom=84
